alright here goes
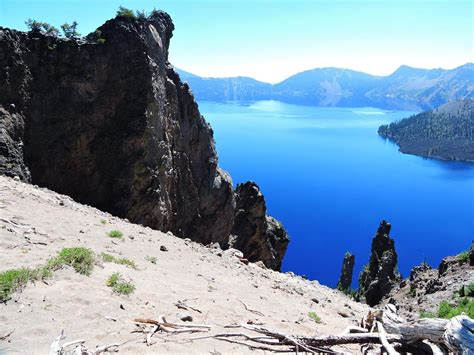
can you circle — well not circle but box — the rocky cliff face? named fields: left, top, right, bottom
left=386, top=244, right=474, bottom=321
left=229, top=182, right=289, bottom=270
left=0, top=12, right=289, bottom=268
left=337, top=252, right=355, bottom=291
left=358, top=220, right=401, bottom=306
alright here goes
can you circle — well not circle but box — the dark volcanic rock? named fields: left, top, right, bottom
left=229, top=182, right=289, bottom=270
left=387, top=245, right=474, bottom=321
left=0, top=13, right=288, bottom=268
left=337, top=252, right=355, bottom=291
left=0, top=107, right=30, bottom=180
left=358, top=220, right=401, bottom=306
left=469, top=242, right=474, bottom=266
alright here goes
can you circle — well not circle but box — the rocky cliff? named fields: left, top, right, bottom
left=358, top=220, right=401, bottom=306
left=0, top=12, right=289, bottom=269
left=229, top=182, right=289, bottom=270
left=337, top=252, right=355, bottom=292
left=386, top=243, right=474, bottom=321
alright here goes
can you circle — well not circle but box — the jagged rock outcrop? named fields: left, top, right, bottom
left=337, top=252, right=355, bottom=291
left=0, top=107, right=30, bottom=180
left=358, top=220, right=401, bottom=306
left=387, top=244, right=474, bottom=321
left=0, top=12, right=289, bottom=268
left=229, top=182, right=289, bottom=270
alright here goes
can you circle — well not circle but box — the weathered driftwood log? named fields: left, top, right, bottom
left=443, top=314, right=474, bottom=354
left=215, top=306, right=473, bottom=354
left=380, top=304, right=473, bottom=354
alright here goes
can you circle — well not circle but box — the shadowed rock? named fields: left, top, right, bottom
left=229, top=182, right=289, bottom=270
left=0, top=12, right=289, bottom=268
left=337, top=252, right=355, bottom=291
left=358, top=220, right=401, bottom=306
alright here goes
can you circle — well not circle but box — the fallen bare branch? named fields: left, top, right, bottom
left=0, top=329, right=14, bottom=341
left=237, top=299, right=265, bottom=317
left=93, top=342, right=120, bottom=354
left=377, top=321, right=399, bottom=355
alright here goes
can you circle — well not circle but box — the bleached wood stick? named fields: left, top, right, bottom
left=377, top=321, right=399, bottom=355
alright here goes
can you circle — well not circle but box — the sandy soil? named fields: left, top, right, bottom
left=0, top=176, right=369, bottom=354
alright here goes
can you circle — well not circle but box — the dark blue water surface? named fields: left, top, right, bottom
left=199, top=100, right=474, bottom=287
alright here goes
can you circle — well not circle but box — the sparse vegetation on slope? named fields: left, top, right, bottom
left=106, top=272, right=135, bottom=295
left=100, top=252, right=137, bottom=269
left=107, top=230, right=123, bottom=239
left=0, top=267, right=51, bottom=302
left=308, top=311, right=322, bottom=323
left=421, top=298, right=474, bottom=319
left=0, top=247, right=94, bottom=301
left=47, top=247, right=94, bottom=275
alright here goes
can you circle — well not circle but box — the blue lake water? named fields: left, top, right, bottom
left=199, top=100, right=474, bottom=287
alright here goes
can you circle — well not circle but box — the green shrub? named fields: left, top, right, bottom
left=106, top=272, right=135, bottom=295
left=438, top=298, right=474, bottom=319
left=0, top=247, right=93, bottom=302
left=100, top=219, right=108, bottom=225
left=106, top=272, right=121, bottom=287
left=0, top=267, right=51, bottom=302
left=116, top=258, right=136, bottom=269
left=100, top=252, right=115, bottom=263
left=419, top=310, right=436, bottom=318
left=308, top=311, right=322, bottom=323
left=113, top=281, right=135, bottom=295
left=107, top=230, right=123, bottom=239
left=116, top=6, right=135, bottom=19
left=457, top=251, right=469, bottom=263
left=100, top=253, right=136, bottom=269
left=47, top=247, right=94, bottom=275
left=466, top=283, right=474, bottom=297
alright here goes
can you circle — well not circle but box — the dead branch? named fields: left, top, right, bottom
left=376, top=321, right=399, bottom=355
left=175, top=298, right=202, bottom=313
left=237, top=299, right=265, bottom=317
left=0, top=329, right=14, bottom=340
left=93, top=342, right=120, bottom=354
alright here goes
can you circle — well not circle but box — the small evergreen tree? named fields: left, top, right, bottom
left=61, top=21, right=81, bottom=39
left=116, top=6, right=135, bottom=18
left=136, top=10, right=147, bottom=19
left=25, top=19, right=42, bottom=32
left=41, top=23, right=59, bottom=37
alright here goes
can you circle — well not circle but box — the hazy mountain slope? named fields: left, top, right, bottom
left=178, top=64, right=474, bottom=110
left=272, top=67, right=378, bottom=107
left=366, top=63, right=474, bottom=110
left=176, top=69, right=272, bottom=101
left=0, top=176, right=369, bottom=354
left=378, top=99, right=474, bottom=162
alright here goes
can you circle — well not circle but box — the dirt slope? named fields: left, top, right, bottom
left=0, top=176, right=369, bottom=354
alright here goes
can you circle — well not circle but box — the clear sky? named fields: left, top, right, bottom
left=1, top=0, right=472, bottom=83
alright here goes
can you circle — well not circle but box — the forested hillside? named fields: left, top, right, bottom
left=378, top=100, right=474, bottom=162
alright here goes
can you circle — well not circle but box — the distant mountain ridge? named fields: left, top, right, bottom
left=378, top=99, right=474, bottom=162
left=176, top=64, right=474, bottom=110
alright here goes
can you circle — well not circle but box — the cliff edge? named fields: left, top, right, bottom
left=0, top=12, right=289, bottom=269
